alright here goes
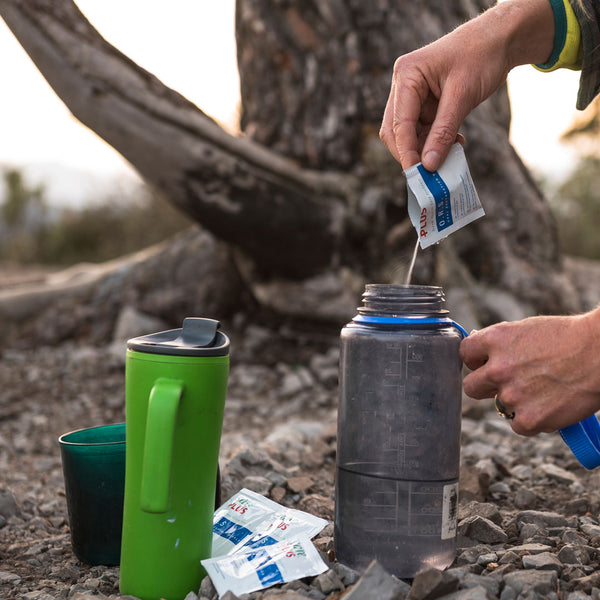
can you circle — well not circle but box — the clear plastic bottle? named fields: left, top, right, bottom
left=335, top=284, right=464, bottom=578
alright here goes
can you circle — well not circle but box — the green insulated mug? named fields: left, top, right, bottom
left=119, top=318, right=229, bottom=600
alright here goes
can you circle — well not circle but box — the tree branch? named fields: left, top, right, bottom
left=0, top=0, right=357, bottom=277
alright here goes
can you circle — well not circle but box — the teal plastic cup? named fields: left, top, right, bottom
left=59, top=423, right=126, bottom=565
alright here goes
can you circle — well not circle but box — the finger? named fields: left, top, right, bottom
left=421, top=84, right=469, bottom=171
left=462, top=368, right=498, bottom=400
left=459, top=334, right=489, bottom=371
left=380, top=81, right=404, bottom=165
left=391, top=74, right=428, bottom=169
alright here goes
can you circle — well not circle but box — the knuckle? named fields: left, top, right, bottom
left=485, top=359, right=510, bottom=385
left=431, top=122, right=457, bottom=147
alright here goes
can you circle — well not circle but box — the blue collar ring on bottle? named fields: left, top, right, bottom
left=352, top=284, right=469, bottom=338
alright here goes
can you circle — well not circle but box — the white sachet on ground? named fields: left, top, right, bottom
left=227, top=505, right=328, bottom=555
left=212, top=488, right=281, bottom=557
left=202, top=536, right=328, bottom=598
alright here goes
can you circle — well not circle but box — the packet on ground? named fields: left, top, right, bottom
left=209, top=489, right=329, bottom=598
left=212, top=488, right=281, bottom=557
left=228, top=504, right=328, bottom=555
left=212, top=487, right=328, bottom=557
left=202, top=536, right=328, bottom=598
left=405, top=142, right=484, bottom=249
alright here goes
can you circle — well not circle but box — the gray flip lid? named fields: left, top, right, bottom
left=127, top=317, right=230, bottom=357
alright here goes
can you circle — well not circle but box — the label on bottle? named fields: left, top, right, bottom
left=441, top=482, right=459, bottom=540
left=405, top=143, right=485, bottom=249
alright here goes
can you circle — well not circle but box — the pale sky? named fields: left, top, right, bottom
left=0, top=2, right=584, bottom=203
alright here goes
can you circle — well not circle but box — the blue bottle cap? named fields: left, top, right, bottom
left=559, top=415, right=600, bottom=470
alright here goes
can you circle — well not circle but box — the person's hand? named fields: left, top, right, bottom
left=379, top=0, right=555, bottom=171
left=460, top=311, right=600, bottom=436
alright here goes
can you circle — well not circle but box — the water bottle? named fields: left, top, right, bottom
left=335, top=284, right=466, bottom=578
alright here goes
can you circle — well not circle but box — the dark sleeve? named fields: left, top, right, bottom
left=570, top=0, right=600, bottom=109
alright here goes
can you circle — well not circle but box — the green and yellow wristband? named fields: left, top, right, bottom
left=535, top=0, right=582, bottom=72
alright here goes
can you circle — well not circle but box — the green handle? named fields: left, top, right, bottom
left=140, top=377, right=183, bottom=513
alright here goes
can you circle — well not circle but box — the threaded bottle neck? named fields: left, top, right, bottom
left=357, top=284, right=447, bottom=318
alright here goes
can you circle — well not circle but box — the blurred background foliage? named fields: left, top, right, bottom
left=0, top=168, right=191, bottom=266
left=543, top=97, right=600, bottom=260
left=3, top=92, right=600, bottom=269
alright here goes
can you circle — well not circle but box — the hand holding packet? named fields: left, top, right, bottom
left=406, top=143, right=485, bottom=248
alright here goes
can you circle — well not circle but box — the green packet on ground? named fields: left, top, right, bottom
left=405, top=142, right=484, bottom=249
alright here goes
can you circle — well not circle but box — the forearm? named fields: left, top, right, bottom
left=474, top=0, right=556, bottom=69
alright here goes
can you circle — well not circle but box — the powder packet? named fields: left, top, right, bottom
left=201, top=536, right=328, bottom=598
left=212, top=488, right=327, bottom=558
left=228, top=505, right=328, bottom=555
left=405, top=142, right=484, bottom=249
left=212, top=488, right=281, bottom=557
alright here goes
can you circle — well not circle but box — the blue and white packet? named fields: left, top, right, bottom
left=202, top=536, right=328, bottom=598
left=212, top=488, right=327, bottom=557
left=405, top=142, right=484, bottom=249
left=212, top=488, right=281, bottom=557
left=227, top=504, right=328, bottom=555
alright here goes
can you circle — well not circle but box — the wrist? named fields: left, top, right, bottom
left=489, top=0, right=556, bottom=69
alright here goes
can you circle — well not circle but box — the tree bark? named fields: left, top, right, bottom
left=0, top=0, right=582, bottom=339
left=0, top=0, right=354, bottom=279
left=235, top=0, right=579, bottom=314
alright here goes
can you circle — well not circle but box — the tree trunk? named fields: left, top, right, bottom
left=235, top=0, right=579, bottom=315
left=0, top=0, right=583, bottom=345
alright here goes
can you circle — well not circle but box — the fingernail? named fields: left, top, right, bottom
left=423, top=150, right=441, bottom=171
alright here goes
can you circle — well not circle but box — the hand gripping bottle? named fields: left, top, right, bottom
left=119, top=318, right=229, bottom=600
left=335, top=285, right=466, bottom=578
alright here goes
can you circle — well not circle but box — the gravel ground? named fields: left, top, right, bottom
left=2, top=319, right=600, bottom=600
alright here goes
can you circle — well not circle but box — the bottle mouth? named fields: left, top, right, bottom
left=358, top=284, right=447, bottom=317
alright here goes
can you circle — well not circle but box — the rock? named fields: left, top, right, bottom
left=564, top=571, right=600, bottom=593
left=514, top=487, right=537, bottom=510
left=434, top=586, right=495, bottom=600
left=314, top=569, right=344, bottom=595
left=502, top=569, right=558, bottom=596
left=476, top=552, right=497, bottom=567
left=519, top=522, right=547, bottom=542
left=458, top=502, right=502, bottom=526
left=516, top=510, right=569, bottom=529
left=287, top=476, right=314, bottom=494
left=241, top=475, right=272, bottom=496
left=557, top=544, right=590, bottom=566
left=343, top=561, right=410, bottom=600
left=508, top=543, right=554, bottom=555
left=521, top=551, right=563, bottom=573
left=455, top=572, right=502, bottom=596
left=458, top=516, right=508, bottom=544
left=112, top=305, right=167, bottom=343
left=0, top=570, right=21, bottom=584
left=564, top=497, right=589, bottom=515
left=0, top=490, right=20, bottom=519
left=297, top=494, right=334, bottom=520
left=199, top=575, right=217, bottom=599
left=332, top=562, right=360, bottom=587
left=567, top=592, right=592, bottom=600
left=537, top=463, right=580, bottom=485
left=406, top=568, right=458, bottom=600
